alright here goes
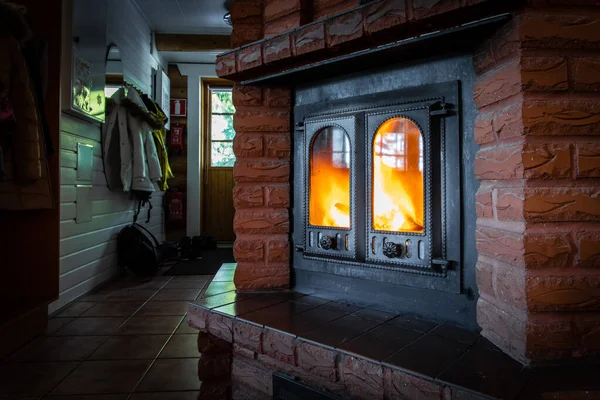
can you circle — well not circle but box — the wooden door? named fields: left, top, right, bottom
left=201, top=79, right=236, bottom=242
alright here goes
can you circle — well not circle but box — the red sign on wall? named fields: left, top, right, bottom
left=170, top=123, right=185, bottom=150
left=170, top=98, right=187, bottom=117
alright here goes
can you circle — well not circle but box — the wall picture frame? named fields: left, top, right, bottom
left=62, top=0, right=107, bottom=123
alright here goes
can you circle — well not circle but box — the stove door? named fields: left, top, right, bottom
left=366, top=107, right=434, bottom=268
left=302, top=115, right=357, bottom=260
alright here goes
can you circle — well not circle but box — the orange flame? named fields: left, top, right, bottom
left=309, top=154, right=350, bottom=228
left=372, top=118, right=424, bottom=233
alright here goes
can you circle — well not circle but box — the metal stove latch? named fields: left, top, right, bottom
left=429, top=101, right=453, bottom=116
left=432, top=258, right=452, bottom=272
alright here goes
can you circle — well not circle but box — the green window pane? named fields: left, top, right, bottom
left=211, top=114, right=235, bottom=140
left=211, top=142, right=236, bottom=167
left=212, top=91, right=235, bottom=113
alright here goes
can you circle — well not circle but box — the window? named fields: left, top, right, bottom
left=209, top=88, right=236, bottom=167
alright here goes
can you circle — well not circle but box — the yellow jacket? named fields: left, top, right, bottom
left=150, top=102, right=174, bottom=191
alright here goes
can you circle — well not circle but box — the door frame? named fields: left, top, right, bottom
left=200, top=77, right=234, bottom=236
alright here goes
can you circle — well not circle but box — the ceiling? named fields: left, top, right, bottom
left=133, top=0, right=232, bottom=64
left=133, top=0, right=232, bottom=35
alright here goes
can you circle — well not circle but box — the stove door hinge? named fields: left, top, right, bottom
left=295, top=245, right=305, bottom=253
left=432, top=258, right=452, bottom=273
left=429, top=101, right=454, bottom=117
left=295, top=121, right=305, bottom=132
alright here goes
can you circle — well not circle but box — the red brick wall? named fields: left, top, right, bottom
left=231, top=86, right=293, bottom=290
left=473, top=5, right=600, bottom=364
left=224, top=0, right=600, bottom=364
left=230, top=0, right=263, bottom=48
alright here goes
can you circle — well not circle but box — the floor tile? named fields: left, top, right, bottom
left=1, top=397, right=42, bottom=400
left=51, top=360, right=152, bottom=395
left=88, top=335, right=170, bottom=360
left=212, top=295, right=288, bottom=317
left=116, top=316, right=182, bottom=335
left=129, top=392, right=200, bottom=399
left=104, top=289, right=158, bottom=302
left=351, top=308, right=397, bottom=323
left=267, top=313, right=327, bottom=336
left=517, top=364, right=600, bottom=399
left=136, top=358, right=200, bottom=392
left=7, top=336, right=108, bottom=362
left=193, top=291, right=252, bottom=310
left=300, top=313, right=384, bottom=348
left=199, top=281, right=236, bottom=298
left=292, top=295, right=331, bottom=307
left=55, top=302, right=95, bottom=317
left=241, top=300, right=316, bottom=326
left=220, top=262, right=237, bottom=269
left=387, top=315, right=439, bottom=333
left=385, top=334, right=470, bottom=377
left=81, top=302, right=144, bottom=317
left=0, top=361, right=79, bottom=397
left=54, top=317, right=128, bottom=336
left=135, top=301, right=189, bottom=316
left=46, top=395, right=129, bottom=399
left=112, top=278, right=170, bottom=290
left=340, top=323, right=423, bottom=361
left=298, top=301, right=360, bottom=326
left=428, top=323, right=481, bottom=345
left=45, top=318, right=75, bottom=335
left=438, top=338, right=531, bottom=399
left=175, top=318, right=199, bottom=334
left=212, top=269, right=235, bottom=282
left=159, top=334, right=199, bottom=358
left=164, top=278, right=210, bottom=289
left=152, top=289, right=201, bottom=301
left=80, top=290, right=113, bottom=302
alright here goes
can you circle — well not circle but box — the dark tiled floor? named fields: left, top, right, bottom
left=0, top=274, right=211, bottom=399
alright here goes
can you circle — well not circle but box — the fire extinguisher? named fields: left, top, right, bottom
left=170, top=123, right=185, bottom=151
left=166, top=191, right=184, bottom=222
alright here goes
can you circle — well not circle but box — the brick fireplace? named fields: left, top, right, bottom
left=217, top=0, right=600, bottom=366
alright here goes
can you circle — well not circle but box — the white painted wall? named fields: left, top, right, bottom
left=52, top=0, right=167, bottom=313
left=176, top=64, right=217, bottom=237
left=106, top=0, right=167, bottom=93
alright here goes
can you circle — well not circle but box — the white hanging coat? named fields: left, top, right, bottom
left=102, top=88, right=162, bottom=192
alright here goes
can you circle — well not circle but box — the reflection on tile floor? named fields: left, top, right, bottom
left=0, top=275, right=211, bottom=399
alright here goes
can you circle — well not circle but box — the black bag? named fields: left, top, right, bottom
left=117, top=223, right=161, bottom=277
left=132, top=190, right=153, bottom=224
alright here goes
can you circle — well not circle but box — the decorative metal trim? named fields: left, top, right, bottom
left=305, top=97, right=443, bottom=121
left=438, top=106, right=448, bottom=260
left=301, top=254, right=447, bottom=277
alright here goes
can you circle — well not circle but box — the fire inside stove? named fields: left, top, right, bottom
left=308, top=118, right=424, bottom=233
left=372, top=117, right=424, bottom=233
left=309, top=126, right=351, bottom=228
